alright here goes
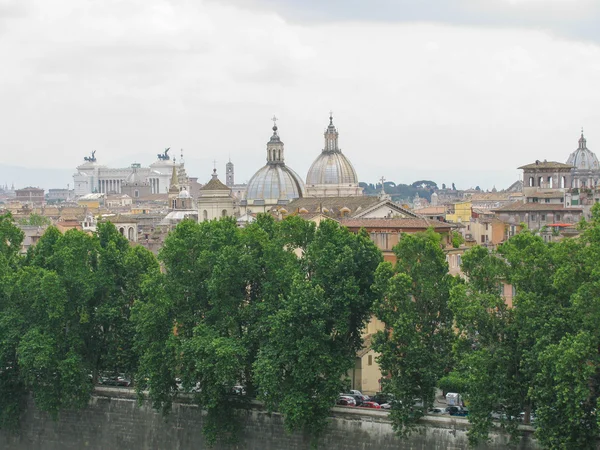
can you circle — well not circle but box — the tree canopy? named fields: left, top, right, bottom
left=372, top=229, right=456, bottom=434
left=133, top=216, right=382, bottom=445
left=446, top=204, right=600, bottom=448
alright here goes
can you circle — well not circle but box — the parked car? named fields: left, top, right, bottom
left=336, top=395, right=357, bottom=406
left=98, top=375, right=131, bottom=387
left=350, top=389, right=370, bottom=401
left=342, top=393, right=365, bottom=406
left=446, top=406, right=469, bottom=417
left=428, top=407, right=445, bottom=414
left=231, top=385, right=246, bottom=395
left=519, top=412, right=536, bottom=424
left=359, top=401, right=381, bottom=409
left=371, top=393, right=394, bottom=406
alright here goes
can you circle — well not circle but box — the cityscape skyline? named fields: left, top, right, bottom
left=2, top=0, right=599, bottom=190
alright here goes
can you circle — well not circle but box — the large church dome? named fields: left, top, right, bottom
left=305, top=114, right=363, bottom=197
left=245, top=120, right=305, bottom=205
left=246, top=164, right=305, bottom=201
left=306, top=151, right=358, bottom=185
left=567, top=132, right=599, bottom=171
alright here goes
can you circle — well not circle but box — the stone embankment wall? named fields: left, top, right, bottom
left=1, top=388, right=538, bottom=450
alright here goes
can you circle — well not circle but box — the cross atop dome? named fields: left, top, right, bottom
left=269, top=115, right=281, bottom=144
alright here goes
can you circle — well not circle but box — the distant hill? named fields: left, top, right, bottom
left=0, top=165, right=74, bottom=191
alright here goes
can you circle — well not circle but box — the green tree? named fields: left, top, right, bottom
left=0, top=213, right=25, bottom=430
left=449, top=245, right=523, bottom=445
left=134, top=217, right=382, bottom=445
left=372, top=229, right=455, bottom=435
left=451, top=230, right=464, bottom=248
left=1, top=221, right=158, bottom=428
left=527, top=204, right=600, bottom=448
left=18, top=213, right=51, bottom=227
left=449, top=223, right=600, bottom=448
left=133, top=217, right=301, bottom=444
left=254, top=220, right=382, bottom=441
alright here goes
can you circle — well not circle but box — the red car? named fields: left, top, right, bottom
left=359, top=401, right=381, bottom=409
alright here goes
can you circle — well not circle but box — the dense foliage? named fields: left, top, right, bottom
left=132, top=216, right=382, bottom=445
left=443, top=203, right=600, bottom=449
left=372, top=229, right=456, bottom=434
left=0, top=215, right=158, bottom=429
left=8, top=205, right=600, bottom=450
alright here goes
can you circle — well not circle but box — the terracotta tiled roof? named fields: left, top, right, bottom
left=414, top=206, right=446, bottom=214
left=526, top=192, right=565, bottom=198
left=468, top=192, right=513, bottom=201
left=339, top=217, right=454, bottom=229
left=287, top=196, right=418, bottom=218
left=200, top=177, right=230, bottom=191
left=288, top=196, right=382, bottom=212
left=518, top=161, right=573, bottom=170
left=294, top=212, right=337, bottom=221
left=493, top=202, right=583, bottom=212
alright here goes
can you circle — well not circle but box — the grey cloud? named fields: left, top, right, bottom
left=216, top=0, right=600, bottom=42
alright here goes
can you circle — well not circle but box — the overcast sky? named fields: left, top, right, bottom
left=1, top=0, right=600, bottom=190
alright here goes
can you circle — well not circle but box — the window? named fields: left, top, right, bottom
left=556, top=214, right=560, bottom=221
left=545, top=198, right=550, bottom=203
left=134, top=190, right=139, bottom=198
left=485, top=223, right=489, bottom=231
left=368, top=355, right=373, bottom=366
left=457, top=254, right=462, bottom=266
left=531, top=214, right=537, bottom=221
left=481, top=234, right=485, bottom=243
left=222, top=209, right=227, bottom=217
left=520, top=214, right=525, bottom=222
left=541, top=214, right=546, bottom=221
left=203, top=210, right=208, bottom=221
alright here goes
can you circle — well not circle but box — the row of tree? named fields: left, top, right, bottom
left=3, top=207, right=600, bottom=449
left=0, top=213, right=382, bottom=445
left=375, top=205, right=600, bottom=449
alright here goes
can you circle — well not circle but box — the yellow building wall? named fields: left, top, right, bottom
left=78, top=200, right=100, bottom=210
left=446, top=201, right=472, bottom=223
left=360, top=350, right=382, bottom=395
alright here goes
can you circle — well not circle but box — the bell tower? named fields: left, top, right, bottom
left=226, top=160, right=234, bottom=187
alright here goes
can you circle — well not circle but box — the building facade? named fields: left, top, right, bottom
left=73, top=150, right=183, bottom=196
left=197, top=170, right=236, bottom=222
left=15, top=187, right=45, bottom=205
